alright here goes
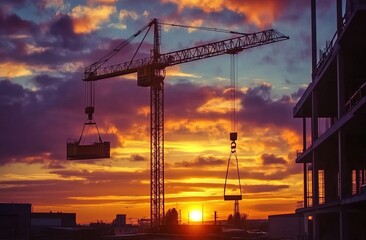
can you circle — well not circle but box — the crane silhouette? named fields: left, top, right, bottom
left=68, top=18, right=289, bottom=229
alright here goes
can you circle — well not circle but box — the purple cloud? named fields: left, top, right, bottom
left=174, top=156, right=225, bottom=167
left=261, top=153, right=287, bottom=165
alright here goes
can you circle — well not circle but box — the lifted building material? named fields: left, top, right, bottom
left=67, top=103, right=110, bottom=161
left=224, top=195, right=242, bottom=201
left=67, top=141, right=110, bottom=160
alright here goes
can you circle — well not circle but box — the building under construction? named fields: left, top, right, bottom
left=293, top=0, right=366, bottom=239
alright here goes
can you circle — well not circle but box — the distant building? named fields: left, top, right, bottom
left=0, top=203, right=31, bottom=240
left=293, top=0, right=366, bottom=239
left=113, top=214, right=126, bottom=227
left=112, top=214, right=140, bottom=235
left=31, top=212, right=76, bottom=227
left=31, top=212, right=77, bottom=240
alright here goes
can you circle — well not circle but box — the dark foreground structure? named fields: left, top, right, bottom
left=0, top=203, right=31, bottom=240
left=293, top=0, right=366, bottom=239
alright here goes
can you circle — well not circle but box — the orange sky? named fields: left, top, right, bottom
left=0, top=0, right=337, bottom=224
left=0, top=80, right=304, bottom=223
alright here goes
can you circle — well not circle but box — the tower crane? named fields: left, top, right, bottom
left=69, top=18, right=289, bottom=229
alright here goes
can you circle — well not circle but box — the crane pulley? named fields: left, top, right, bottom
left=67, top=18, right=289, bottom=229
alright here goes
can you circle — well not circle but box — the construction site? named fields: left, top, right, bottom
left=292, top=0, right=366, bottom=239
left=66, top=0, right=366, bottom=239
left=66, top=17, right=288, bottom=232
left=1, top=0, right=366, bottom=240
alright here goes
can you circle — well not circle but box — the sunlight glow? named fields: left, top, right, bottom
left=189, top=209, right=202, bottom=222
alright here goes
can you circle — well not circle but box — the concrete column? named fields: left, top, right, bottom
left=312, top=153, right=319, bottom=206
left=338, top=130, right=351, bottom=199
left=311, top=91, right=319, bottom=206
left=312, top=214, right=320, bottom=240
left=336, top=22, right=349, bottom=200
left=311, top=0, right=317, bottom=76
left=337, top=45, right=345, bottom=120
left=303, top=118, right=308, bottom=208
left=304, top=163, right=308, bottom=208
left=325, top=163, right=338, bottom=202
left=303, top=118, right=307, bottom=151
left=340, top=207, right=349, bottom=240
left=337, top=0, right=343, bottom=33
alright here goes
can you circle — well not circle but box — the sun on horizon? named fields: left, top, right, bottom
left=189, top=209, right=203, bottom=223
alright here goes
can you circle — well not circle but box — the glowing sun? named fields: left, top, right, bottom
left=189, top=210, right=202, bottom=222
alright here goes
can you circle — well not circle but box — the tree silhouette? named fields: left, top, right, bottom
left=165, top=208, right=179, bottom=225
left=227, top=212, right=248, bottom=228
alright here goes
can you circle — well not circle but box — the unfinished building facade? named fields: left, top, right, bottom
left=294, top=0, right=366, bottom=239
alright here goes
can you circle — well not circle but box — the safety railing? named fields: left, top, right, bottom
left=345, top=82, right=366, bottom=112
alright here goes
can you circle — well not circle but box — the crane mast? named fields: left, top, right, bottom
left=150, top=19, right=165, bottom=229
left=81, top=18, right=289, bottom=230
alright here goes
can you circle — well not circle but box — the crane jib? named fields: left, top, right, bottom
left=83, top=29, right=289, bottom=82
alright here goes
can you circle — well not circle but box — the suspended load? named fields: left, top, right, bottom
left=224, top=53, right=242, bottom=201
left=67, top=115, right=110, bottom=160
left=67, top=141, right=110, bottom=160
left=67, top=125, right=110, bottom=160
left=67, top=81, right=110, bottom=160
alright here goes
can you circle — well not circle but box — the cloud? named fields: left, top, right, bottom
left=161, top=0, right=294, bottom=28
left=166, top=182, right=290, bottom=194
left=174, top=156, right=225, bottom=167
left=0, top=62, right=32, bottom=78
left=0, top=77, right=83, bottom=164
left=166, top=66, right=202, bottom=79
left=239, top=83, right=300, bottom=131
left=261, top=153, right=287, bottom=165
left=70, top=5, right=116, bottom=34
left=0, top=0, right=330, bottom=222
left=291, top=87, right=306, bottom=101
left=0, top=11, right=38, bottom=36
left=88, top=0, right=117, bottom=4
left=119, top=9, right=138, bottom=21
left=0, top=74, right=301, bottom=169
left=0, top=169, right=150, bottom=205
left=34, top=0, right=65, bottom=10
left=244, top=170, right=289, bottom=181
left=244, top=184, right=289, bottom=193
left=130, top=154, right=147, bottom=162
left=48, top=14, right=86, bottom=50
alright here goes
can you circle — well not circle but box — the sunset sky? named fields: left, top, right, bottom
left=0, top=0, right=340, bottom=224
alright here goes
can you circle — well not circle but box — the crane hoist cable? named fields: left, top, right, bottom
left=81, top=80, right=102, bottom=144
left=224, top=52, right=242, bottom=201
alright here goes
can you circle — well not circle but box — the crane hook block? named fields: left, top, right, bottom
left=85, top=106, right=94, bottom=120
left=230, top=132, right=237, bottom=141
